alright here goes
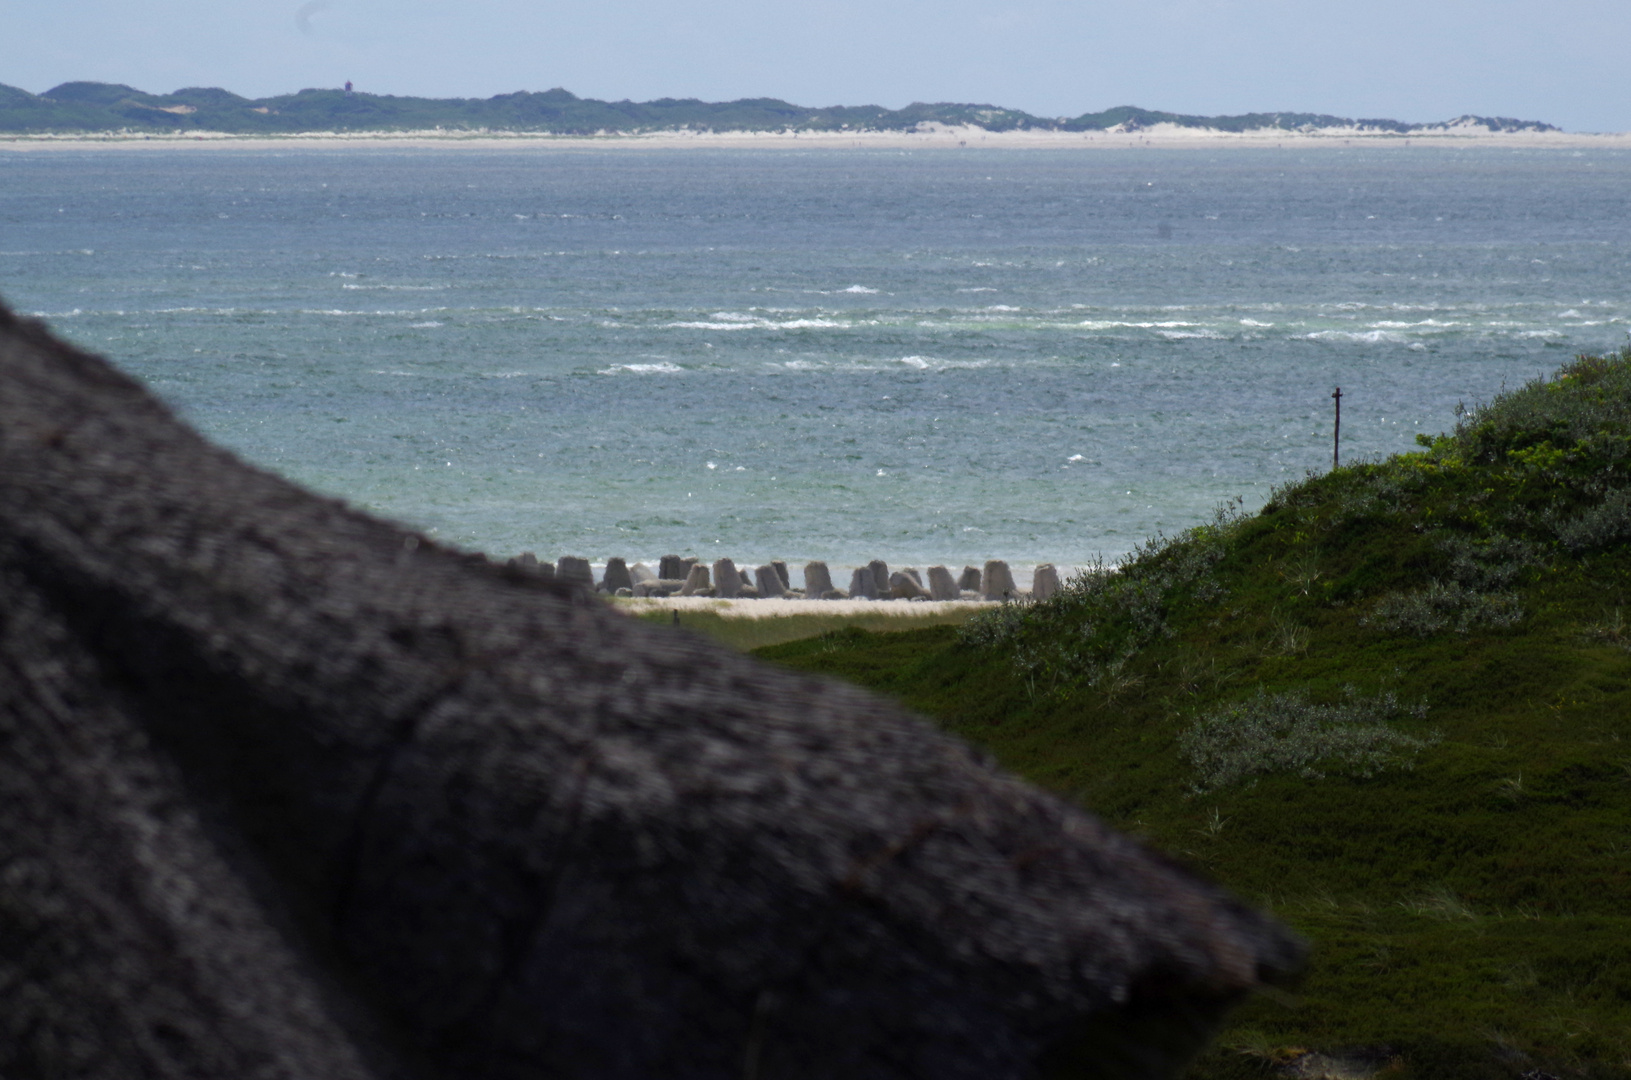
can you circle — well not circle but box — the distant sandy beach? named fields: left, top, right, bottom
left=4, top=123, right=1629, bottom=152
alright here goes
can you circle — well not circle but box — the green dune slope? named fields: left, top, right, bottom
left=757, top=351, right=1631, bottom=1080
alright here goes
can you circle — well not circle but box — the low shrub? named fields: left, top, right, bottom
left=1361, top=580, right=1524, bottom=636
left=1178, top=686, right=1436, bottom=793
left=1439, top=532, right=1547, bottom=590
left=1551, top=488, right=1631, bottom=552
left=1453, top=346, right=1631, bottom=467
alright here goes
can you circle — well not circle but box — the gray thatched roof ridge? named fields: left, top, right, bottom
left=0, top=301, right=1302, bottom=1079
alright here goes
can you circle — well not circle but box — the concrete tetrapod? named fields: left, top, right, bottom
left=1032, top=563, right=1062, bottom=601
left=680, top=563, right=712, bottom=596
left=0, top=304, right=1301, bottom=1080
left=601, top=557, right=634, bottom=595
left=712, top=558, right=742, bottom=599
left=754, top=563, right=787, bottom=598
left=869, top=559, right=890, bottom=594
left=555, top=555, right=595, bottom=591
left=927, top=565, right=960, bottom=602
left=802, top=560, right=834, bottom=600
left=889, top=571, right=927, bottom=600
left=983, top=559, right=1019, bottom=601
left=505, top=554, right=551, bottom=580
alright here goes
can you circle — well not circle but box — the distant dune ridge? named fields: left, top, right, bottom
left=0, top=80, right=1562, bottom=137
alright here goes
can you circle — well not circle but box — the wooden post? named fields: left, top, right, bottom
left=1332, top=387, right=1343, bottom=470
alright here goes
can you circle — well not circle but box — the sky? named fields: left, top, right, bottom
left=3, top=0, right=1628, bottom=132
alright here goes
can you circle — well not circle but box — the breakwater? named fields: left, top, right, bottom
left=508, top=553, right=1064, bottom=603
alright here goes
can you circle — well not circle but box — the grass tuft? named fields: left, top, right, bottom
left=1178, top=686, right=1436, bottom=793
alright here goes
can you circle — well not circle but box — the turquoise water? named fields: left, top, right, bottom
left=4, top=145, right=1629, bottom=572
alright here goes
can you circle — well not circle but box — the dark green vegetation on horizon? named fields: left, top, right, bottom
left=757, top=352, right=1631, bottom=1080
left=0, top=80, right=1561, bottom=136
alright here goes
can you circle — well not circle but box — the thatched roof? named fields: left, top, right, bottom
left=0, top=303, right=1301, bottom=1079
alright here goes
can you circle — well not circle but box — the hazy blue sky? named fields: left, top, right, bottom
left=4, top=0, right=1627, bottom=131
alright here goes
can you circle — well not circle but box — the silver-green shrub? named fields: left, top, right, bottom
left=1361, top=580, right=1523, bottom=636
left=1551, top=488, right=1631, bottom=552
left=1438, top=532, right=1546, bottom=590
left=1179, top=687, right=1435, bottom=793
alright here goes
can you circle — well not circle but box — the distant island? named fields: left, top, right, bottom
left=0, top=81, right=1562, bottom=137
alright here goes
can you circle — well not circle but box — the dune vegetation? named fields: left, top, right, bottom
left=756, top=350, right=1631, bottom=1080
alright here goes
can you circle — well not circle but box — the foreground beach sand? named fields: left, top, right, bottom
left=5, top=123, right=1629, bottom=152
left=612, top=594, right=994, bottom=649
left=615, top=595, right=994, bottom=620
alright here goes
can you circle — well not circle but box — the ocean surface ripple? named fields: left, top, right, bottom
left=4, top=145, right=1629, bottom=570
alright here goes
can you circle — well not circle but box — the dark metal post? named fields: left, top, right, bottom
left=1331, top=387, right=1342, bottom=470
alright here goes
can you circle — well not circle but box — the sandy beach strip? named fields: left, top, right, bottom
left=612, top=596, right=995, bottom=620
left=4, top=123, right=1629, bottom=153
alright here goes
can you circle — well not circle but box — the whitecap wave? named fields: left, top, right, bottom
left=841, top=285, right=879, bottom=294
left=0, top=249, right=95, bottom=257
left=599, top=362, right=685, bottom=375
left=1077, top=319, right=1203, bottom=331
left=663, top=317, right=844, bottom=331
left=856, top=356, right=990, bottom=373
left=1370, top=319, right=1463, bottom=329
left=302, top=309, right=422, bottom=317
left=1304, top=329, right=1405, bottom=344
left=409, top=321, right=444, bottom=329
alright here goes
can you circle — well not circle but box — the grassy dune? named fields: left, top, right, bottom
left=756, top=351, right=1631, bottom=1080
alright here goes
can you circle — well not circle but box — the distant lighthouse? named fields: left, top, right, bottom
left=344, top=80, right=353, bottom=94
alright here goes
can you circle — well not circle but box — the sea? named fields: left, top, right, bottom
left=4, top=144, right=1630, bottom=577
